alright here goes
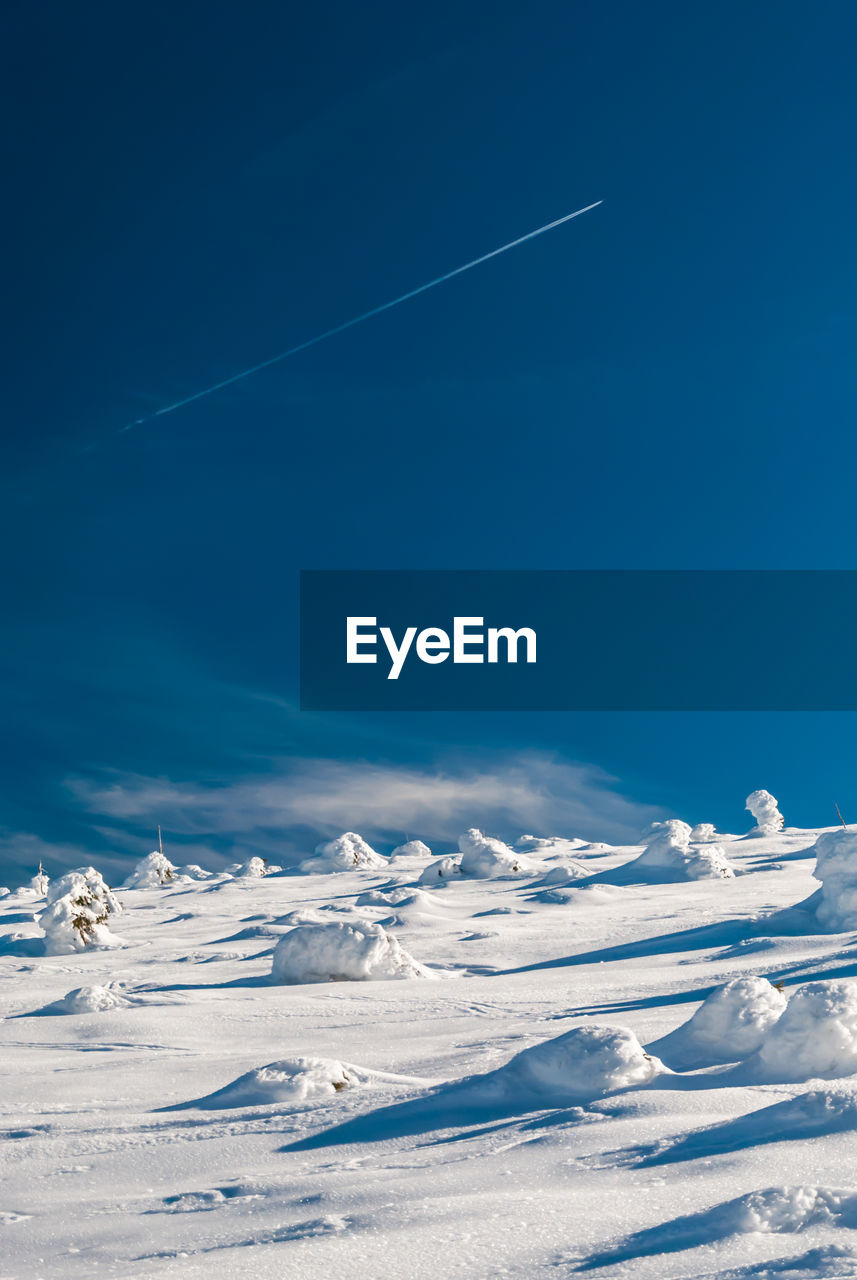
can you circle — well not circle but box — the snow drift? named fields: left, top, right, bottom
left=474, top=1023, right=665, bottom=1106
left=270, top=920, right=435, bottom=984
left=302, top=832, right=386, bottom=872
left=177, top=1056, right=430, bottom=1110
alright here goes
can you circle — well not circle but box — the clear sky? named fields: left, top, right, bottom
left=4, top=1, right=857, bottom=877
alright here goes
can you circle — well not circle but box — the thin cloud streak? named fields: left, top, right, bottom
left=120, top=201, right=601, bottom=430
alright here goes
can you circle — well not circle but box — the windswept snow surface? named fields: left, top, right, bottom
left=7, top=820, right=857, bottom=1277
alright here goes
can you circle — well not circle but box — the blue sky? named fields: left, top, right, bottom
left=3, top=1, right=857, bottom=878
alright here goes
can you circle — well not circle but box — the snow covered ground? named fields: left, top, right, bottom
left=5, top=819, right=857, bottom=1277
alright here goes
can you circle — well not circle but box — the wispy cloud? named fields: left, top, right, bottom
left=67, top=752, right=665, bottom=855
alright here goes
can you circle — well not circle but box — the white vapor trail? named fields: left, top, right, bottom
left=120, top=200, right=601, bottom=431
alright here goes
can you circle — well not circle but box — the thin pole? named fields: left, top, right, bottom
left=835, top=803, right=847, bottom=830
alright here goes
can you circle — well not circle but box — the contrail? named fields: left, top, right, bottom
left=120, top=199, right=601, bottom=431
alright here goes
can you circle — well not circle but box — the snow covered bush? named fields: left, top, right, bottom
left=752, top=980, right=857, bottom=1081
left=123, top=851, right=176, bottom=888
left=671, top=977, right=787, bottom=1062
left=811, top=830, right=857, bottom=931
left=235, top=857, right=269, bottom=878
left=391, top=839, right=432, bottom=859
left=480, top=1024, right=664, bottom=1106
left=271, top=920, right=435, bottom=984
left=689, top=823, right=719, bottom=843
left=458, top=828, right=534, bottom=878
left=746, top=789, right=785, bottom=834
left=30, top=869, right=49, bottom=896
left=39, top=867, right=123, bottom=954
left=301, top=832, right=386, bottom=872
left=417, top=856, right=462, bottom=884
left=633, top=820, right=735, bottom=880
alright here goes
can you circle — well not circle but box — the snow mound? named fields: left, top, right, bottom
left=302, top=832, right=386, bottom=872
left=458, top=828, right=536, bottom=878
left=747, top=788, right=785, bottom=834
left=718, top=1185, right=844, bottom=1234
left=56, top=984, right=129, bottom=1014
left=39, top=867, right=124, bottom=954
left=539, top=863, right=589, bottom=885
left=175, top=864, right=213, bottom=880
left=655, top=977, right=787, bottom=1067
left=811, top=830, right=857, bottom=931
left=390, top=840, right=432, bottom=859
left=752, top=980, right=857, bottom=1081
left=179, top=1056, right=430, bottom=1110
left=270, top=920, right=436, bottom=984
left=478, top=1024, right=665, bottom=1105
left=418, top=856, right=462, bottom=885
left=123, top=851, right=176, bottom=888
left=633, top=819, right=735, bottom=881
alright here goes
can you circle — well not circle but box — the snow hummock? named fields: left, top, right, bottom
left=811, top=830, right=857, bottom=931
left=271, top=920, right=435, bottom=984
left=458, top=828, right=535, bottom=878
left=123, top=851, right=176, bottom=888
left=390, top=839, right=432, bottom=859
left=302, top=832, right=386, bottom=872
left=746, top=788, right=785, bottom=834
left=417, top=856, right=462, bottom=885
left=178, top=1056, right=430, bottom=1110
left=475, top=1024, right=665, bottom=1106
left=633, top=819, right=735, bottom=881
left=654, top=977, right=787, bottom=1068
left=752, top=979, right=857, bottom=1081
left=56, top=984, right=130, bottom=1014
left=38, top=867, right=124, bottom=954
